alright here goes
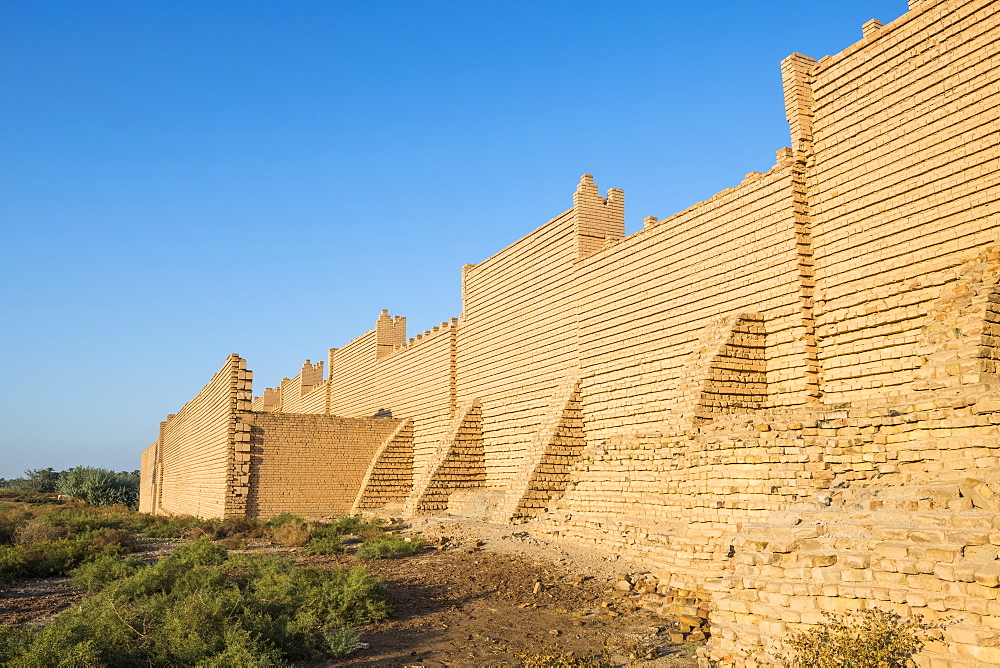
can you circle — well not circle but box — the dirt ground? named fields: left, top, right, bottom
left=0, top=516, right=702, bottom=667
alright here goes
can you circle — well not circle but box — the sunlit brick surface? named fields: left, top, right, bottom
left=141, top=1, right=999, bottom=664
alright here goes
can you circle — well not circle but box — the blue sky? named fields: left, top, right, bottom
left=1, top=0, right=908, bottom=478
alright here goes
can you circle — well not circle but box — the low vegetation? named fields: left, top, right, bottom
left=519, top=647, right=616, bottom=667
left=0, top=538, right=388, bottom=666
left=783, top=608, right=947, bottom=668
left=356, top=531, right=427, bottom=559
left=0, top=496, right=427, bottom=665
left=0, top=503, right=148, bottom=583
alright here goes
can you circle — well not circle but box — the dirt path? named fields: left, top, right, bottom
left=306, top=516, right=701, bottom=667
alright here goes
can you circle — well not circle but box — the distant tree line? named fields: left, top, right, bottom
left=0, top=467, right=140, bottom=509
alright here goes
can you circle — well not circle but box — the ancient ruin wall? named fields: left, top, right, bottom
left=326, top=329, right=379, bottom=416
left=576, top=160, right=810, bottom=445
left=456, top=209, right=581, bottom=485
left=242, top=412, right=402, bottom=519
left=374, top=323, right=457, bottom=480
left=144, top=0, right=998, bottom=662
left=807, top=0, right=1000, bottom=402
left=274, top=360, right=326, bottom=414
left=138, top=442, right=156, bottom=513
left=455, top=179, right=624, bottom=486
left=152, top=354, right=251, bottom=518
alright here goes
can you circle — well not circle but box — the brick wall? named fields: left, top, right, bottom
left=243, top=412, right=402, bottom=519
left=145, top=0, right=999, bottom=662
left=138, top=442, right=156, bottom=513
left=153, top=354, right=251, bottom=519
left=375, top=322, right=457, bottom=479
left=577, top=161, right=812, bottom=446
left=807, top=0, right=1000, bottom=402
left=455, top=175, right=624, bottom=486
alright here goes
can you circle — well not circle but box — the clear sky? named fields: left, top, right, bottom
left=1, top=0, right=909, bottom=478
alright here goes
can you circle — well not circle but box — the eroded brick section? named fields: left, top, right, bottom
left=405, top=399, right=485, bottom=514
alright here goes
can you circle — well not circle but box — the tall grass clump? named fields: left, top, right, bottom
left=0, top=537, right=387, bottom=666
left=58, top=467, right=140, bottom=509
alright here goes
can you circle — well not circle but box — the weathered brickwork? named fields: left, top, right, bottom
left=141, top=0, right=998, bottom=664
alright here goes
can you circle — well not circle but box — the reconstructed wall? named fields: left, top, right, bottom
left=242, top=413, right=402, bottom=518
left=456, top=198, right=598, bottom=485
left=141, top=355, right=252, bottom=519
left=576, top=159, right=813, bottom=443
left=374, top=324, right=457, bottom=479
left=138, top=442, right=156, bottom=514
left=801, top=0, right=999, bottom=402
left=143, top=0, right=999, bottom=664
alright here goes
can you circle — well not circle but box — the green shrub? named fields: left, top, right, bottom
left=324, top=626, right=361, bottom=658
left=325, top=515, right=384, bottom=537
left=306, top=527, right=345, bottom=555
left=355, top=532, right=425, bottom=559
left=784, top=608, right=945, bottom=668
left=1, top=531, right=131, bottom=582
left=70, top=554, right=144, bottom=591
left=0, top=546, right=28, bottom=583
left=264, top=512, right=304, bottom=527
left=58, top=467, right=139, bottom=509
left=23, top=537, right=118, bottom=578
left=1, top=544, right=388, bottom=666
left=38, top=507, right=126, bottom=533
left=7, top=469, right=61, bottom=494
left=142, top=514, right=202, bottom=538
left=173, top=535, right=228, bottom=566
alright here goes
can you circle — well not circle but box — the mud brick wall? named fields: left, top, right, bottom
left=375, top=322, right=457, bottom=480
left=254, top=316, right=457, bottom=481
left=153, top=354, right=251, bottom=519
left=456, top=175, right=623, bottom=486
left=243, top=412, right=402, bottom=519
left=138, top=442, right=156, bottom=513
left=326, top=329, right=380, bottom=416
left=705, top=398, right=1000, bottom=667
left=353, top=420, right=415, bottom=512
left=807, top=0, right=1000, bottom=403
left=275, top=360, right=326, bottom=414
left=145, top=0, right=999, bottom=663
left=576, top=161, right=811, bottom=445
left=541, top=410, right=835, bottom=589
